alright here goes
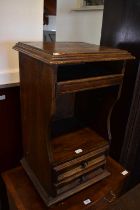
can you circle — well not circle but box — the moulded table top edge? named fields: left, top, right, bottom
left=13, top=42, right=135, bottom=65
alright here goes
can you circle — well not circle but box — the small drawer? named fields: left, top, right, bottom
left=54, top=167, right=110, bottom=195
left=56, top=155, right=106, bottom=183
left=53, top=149, right=108, bottom=181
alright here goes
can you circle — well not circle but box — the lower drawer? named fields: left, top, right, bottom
left=55, top=155, right=106, bottom=183
left=55, top=167, right=110, bottom=195
left=53, top=146, right=109, bottom=182
left=53, top=157, right=129, bottom=210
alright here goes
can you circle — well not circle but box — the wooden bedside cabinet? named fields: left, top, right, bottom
left=13, top=42, right=134, bottom=207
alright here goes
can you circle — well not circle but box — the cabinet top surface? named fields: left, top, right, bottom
left=14, top=42, right=134, bottom=64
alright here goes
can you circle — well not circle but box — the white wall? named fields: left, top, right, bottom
left=0, top=0, right=43, bottom=84
left=56, top=0, right=103, bottom=44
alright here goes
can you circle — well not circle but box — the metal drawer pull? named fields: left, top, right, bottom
left=80, top=175, right=86, bottom=182
left=81, top=161, right=88, bottom=169
left=104, top=191, right=116, bottom=203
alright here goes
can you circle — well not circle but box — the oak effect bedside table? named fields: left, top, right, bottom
left=14, top=42, right=134, bottom=206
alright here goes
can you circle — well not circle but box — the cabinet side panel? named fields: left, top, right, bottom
left=19, top=53, right=56, bottom=195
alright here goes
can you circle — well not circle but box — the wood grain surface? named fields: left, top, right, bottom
left=14, top=42, right=134, bottom=64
